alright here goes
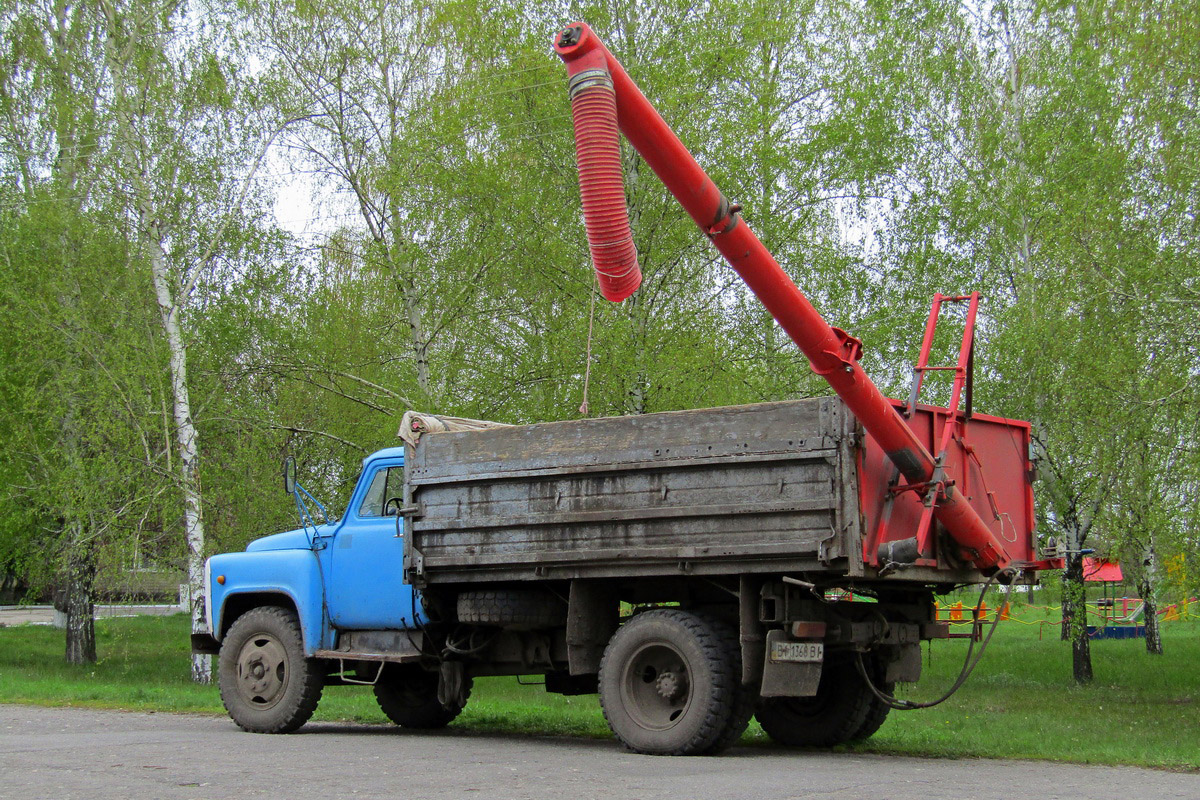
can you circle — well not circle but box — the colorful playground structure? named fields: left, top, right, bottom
left=936, top=557, right=1196, bottom=639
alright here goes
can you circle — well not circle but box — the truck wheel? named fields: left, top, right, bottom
left=850, top=655, right=893, bottom=741
left=694, top=614, right=754, bottom=755
left=754, top=653, right=873, bottom=747
left=374, top=664, right=472, bottom=729
left=599, top=609, right=737, bottom=756
left=218, top=606, right=323, bottom=733
left=456, top=589, right=566, bottom=629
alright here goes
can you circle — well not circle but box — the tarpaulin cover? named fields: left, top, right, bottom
left=397, top=412, right=510, bottom=448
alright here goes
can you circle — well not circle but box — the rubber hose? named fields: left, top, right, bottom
left=568, top=76, right=641, bottom=302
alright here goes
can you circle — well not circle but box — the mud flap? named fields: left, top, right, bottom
left=437, top=661, right=467, bottom=709
left=759, top=629, right=822, bottom=698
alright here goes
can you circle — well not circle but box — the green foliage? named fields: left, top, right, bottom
left=0, top=198, right=173, bottom=591
left=2, top=0, right=1198, bottom=679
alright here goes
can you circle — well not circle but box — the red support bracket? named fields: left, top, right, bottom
left=809, top=327, right=863, bottom=377
left=889, top=479, right=955, bottom=496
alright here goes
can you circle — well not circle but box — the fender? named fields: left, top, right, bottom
left=204, top=547, right=332, bottom=656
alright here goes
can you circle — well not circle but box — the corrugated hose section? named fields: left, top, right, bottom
left=568, top=68, right=641, bottom=302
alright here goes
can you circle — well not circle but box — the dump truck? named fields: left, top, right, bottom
left=192, top=24, right=1057, bottom=756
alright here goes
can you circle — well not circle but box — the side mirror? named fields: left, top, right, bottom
left=283, top=457, right=297, bottom=495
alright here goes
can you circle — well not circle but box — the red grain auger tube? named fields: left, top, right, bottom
left=564, top=43, right=641, bottom=301
left=554, top=23, right=1013, bottom=573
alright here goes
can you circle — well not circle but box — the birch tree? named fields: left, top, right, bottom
left=98, top=0, right=275, bottom=681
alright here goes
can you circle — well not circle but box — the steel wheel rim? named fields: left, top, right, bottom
left=620, top=640, right=693, bottom=731
left=236, top=632, right=289, bottom=710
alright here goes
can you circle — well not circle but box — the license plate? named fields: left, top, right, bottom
left=769, top=640, right=824, bottom=663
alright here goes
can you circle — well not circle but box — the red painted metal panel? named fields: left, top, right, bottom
left=859, top=400, right=1037, bottom=570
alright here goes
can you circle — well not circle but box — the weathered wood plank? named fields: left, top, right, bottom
left=410, top=400, right=834, bottom=480
left=410, top=498, right=837, bottom=532
left=407, top=447, right=838, bottom=487
left=404, top=398, right=863, bottom=585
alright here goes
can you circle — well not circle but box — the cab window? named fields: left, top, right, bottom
left=358, top=466, right=402, bottom=517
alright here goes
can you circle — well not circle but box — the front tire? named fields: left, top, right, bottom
left=218, top=606, right=323, bottom=733
left=374, top=664, right=471, bottom=729
left=599, top=609, right=738, bottom=756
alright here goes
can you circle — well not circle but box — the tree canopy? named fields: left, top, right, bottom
left=1, top=0, right=1196, bottom=676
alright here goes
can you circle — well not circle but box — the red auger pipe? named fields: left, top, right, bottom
left=564, top=47, right=641, bottom=301
left=554, top=23, right=1011, bottom=572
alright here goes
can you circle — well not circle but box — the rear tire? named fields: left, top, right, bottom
left=599, top=609, right=737, bottom=756
left=218, top=606, right=323, bottom=733
left=694, top=614, right=754, bottom=755
left=374, top=664, right=471, bottom=729
left=849, top=655, right=893, bottom=741
left=754, top=653, right=873, bottom=747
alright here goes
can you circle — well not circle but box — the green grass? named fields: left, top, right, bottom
left=1, top=611, right=1197, bottom=770
left=867, top=614, right=1200, bottom=770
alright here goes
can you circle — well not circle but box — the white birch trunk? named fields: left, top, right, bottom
left=147, top=236, right=210, bottom=683
left=1139, top=536, right=1163, bottom=655
left=100, top=0, right=208, bottom=682
left=400, top=274, right=431, bottom=396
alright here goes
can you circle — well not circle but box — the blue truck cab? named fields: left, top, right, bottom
left=199, top=447, right=422, bottom=656
left=193, top=448, right=457, bottom=736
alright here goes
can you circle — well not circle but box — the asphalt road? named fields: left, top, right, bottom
left=1, top=705, right=1196, bottom=800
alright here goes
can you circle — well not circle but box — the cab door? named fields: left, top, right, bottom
left=326, top=459, right=422, bottom=630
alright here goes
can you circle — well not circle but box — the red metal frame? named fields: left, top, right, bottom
left=915, top=294, right=978, bottom=562
left=865, top=293, right=994, bottom=567
left=555, top=24, right=1018, bottom=573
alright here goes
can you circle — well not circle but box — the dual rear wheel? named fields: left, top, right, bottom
left=598, top=609, right=749, bottom=756
left=598, top=609, right=890, bottom=755
left=754, top=653, right=892, bottom=747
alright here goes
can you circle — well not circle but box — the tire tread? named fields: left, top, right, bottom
left=599, top=608, right=737, bottom=756
left=694, top=613, right=754, bottom=755
left=218, top=606, right=323, bottom=734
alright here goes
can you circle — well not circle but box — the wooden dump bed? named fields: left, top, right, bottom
left=402, top=398, right=865, bottom=585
